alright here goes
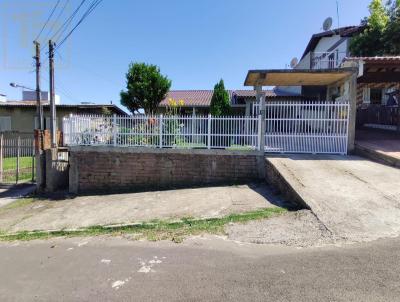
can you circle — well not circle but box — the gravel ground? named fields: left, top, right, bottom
left=227, top=210, right=344, bottom=247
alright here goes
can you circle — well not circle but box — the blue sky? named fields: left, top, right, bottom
left=1, top=0, right=370, bottom=108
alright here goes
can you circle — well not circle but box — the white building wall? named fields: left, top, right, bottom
left=296, top=52, right=311, bottom=69
left=314, top=36, right=341, bottom=52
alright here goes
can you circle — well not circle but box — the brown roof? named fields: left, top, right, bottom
left=159, top=89, right=300, bottom=107
left=344, top=56, right=400, bottom=64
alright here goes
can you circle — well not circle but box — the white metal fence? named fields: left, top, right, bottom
left=63, top=100, right=349, bottom=154
left=264, top=101, right=349, bottom=154
left=63, top=114, right=260, bottom=150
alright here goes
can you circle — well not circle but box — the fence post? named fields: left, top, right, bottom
left=113, top=114, right=117, bottom=147
left=0, top=134, right=3, bottom=183
left=159, top=115, right=163, bottom=148
left=16, top=136, right=20, bottom=184
left=31, top=139, right=35, bottom=182
left=207, top=114, right=211, bottom=149
left=258, top=114, right=262, bottom=151
left=68, top=113, right=73, bottom=145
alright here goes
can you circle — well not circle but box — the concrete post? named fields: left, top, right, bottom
left=245, top=101, right=251, bottom=116
left=255, top=86, right=266, bottom=152
left=348, top=72, right=358, bottom=153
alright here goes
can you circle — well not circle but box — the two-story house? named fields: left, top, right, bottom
left=279, top=26, right=364, bottom=100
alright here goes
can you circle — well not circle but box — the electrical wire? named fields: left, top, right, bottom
left=50, top=0, right=88, bottom=42
left=35, top=0, right=62, bottom=41
left=41, top=0, right=70, bottom=45
left=55, top=0, right=103, bottom=50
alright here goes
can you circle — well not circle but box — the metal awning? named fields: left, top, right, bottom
left=244, top=68, right=356, bottom=86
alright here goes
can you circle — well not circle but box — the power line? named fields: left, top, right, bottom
left=55, top=0, right=103, bottom=51
left=41, top=0, right=70, bottom=44
left=35, top=0, right=62, bottom=41
left=50, top=0, right=88, bottom=43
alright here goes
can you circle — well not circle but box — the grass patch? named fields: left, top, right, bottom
left=0, top=198, right=35, bottom=211
left=2, top=156, right=34, bottom=183
left=0, top=207, right=286, bottom=242
left=226, top=145, right=256, bottom=151
left=3, top=157, right=33, bottom=170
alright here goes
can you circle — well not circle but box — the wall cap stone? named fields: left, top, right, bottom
left=68, top=146, right=263, bottom=156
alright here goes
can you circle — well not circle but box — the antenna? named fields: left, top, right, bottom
left=290, top=57, right=299, bottom=69
left=323, top=17, right=333, bottom=31
left=336, top=0, right=340, bottom=29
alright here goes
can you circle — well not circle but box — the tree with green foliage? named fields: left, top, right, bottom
left=120, top=62, right=171, bottom=114
left=350, top=0, right=400, bottom=56
left=350, top=0, right=389, bottom=56
left=210, top=79, right=231, bottom=116
left=384, top=0, right=400, bottom=54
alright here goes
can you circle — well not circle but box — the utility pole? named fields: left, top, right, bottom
left=33, top=41, right=43, bottom=131
left=49, top=40, right=57, bottom=148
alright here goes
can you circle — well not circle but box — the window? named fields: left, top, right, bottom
left=362, top=88, right=370, bottom=104
left=0, top=116, right=11, bottom=131
left=370, top=89, right=383, bottom=104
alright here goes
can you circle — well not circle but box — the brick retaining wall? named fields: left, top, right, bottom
left=69, top=146, right=265, bottom=194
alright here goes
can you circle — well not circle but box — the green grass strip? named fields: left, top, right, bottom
left=0, top=207, right=286, bottom=242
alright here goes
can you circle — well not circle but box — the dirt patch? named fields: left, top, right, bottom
left=226, top=210, right=344, bottom=247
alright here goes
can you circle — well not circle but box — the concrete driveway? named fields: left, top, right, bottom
left=265, top=154, right=400, bottom=242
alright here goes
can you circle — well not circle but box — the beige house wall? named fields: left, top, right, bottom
left=0, top=106, right=122, bottom=133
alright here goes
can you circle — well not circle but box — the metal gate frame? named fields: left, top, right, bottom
left=263, top=100, right=349, bottom=155
left=0, top=133, right=35, bottom=185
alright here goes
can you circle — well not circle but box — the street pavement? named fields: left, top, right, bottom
left=0, top=235, right=399, bottom=302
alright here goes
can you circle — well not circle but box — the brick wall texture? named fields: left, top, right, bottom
left=69, top=148, right=264, bottom=194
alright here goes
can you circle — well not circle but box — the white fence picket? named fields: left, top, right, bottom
left=63, top=100, right=349, bottom=154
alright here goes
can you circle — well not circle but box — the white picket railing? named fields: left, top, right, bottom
left=63, top=100, right=349, bottom=154
left=63, top=114, right=260, bottom=150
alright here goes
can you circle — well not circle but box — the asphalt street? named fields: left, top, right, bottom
left=0, top=235, right=399, bottom=302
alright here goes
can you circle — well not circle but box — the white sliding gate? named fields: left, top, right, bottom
left=263, top=101, right=349, bottom=154
left=63, top=100, right=349, bottom=155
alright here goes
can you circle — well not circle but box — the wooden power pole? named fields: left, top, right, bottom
left=33, top=41, right=43, bottom=131
left=49, top=40, right=57, bottom=148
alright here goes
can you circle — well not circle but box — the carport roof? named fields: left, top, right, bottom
left=244, top=68, right=356, bottom=87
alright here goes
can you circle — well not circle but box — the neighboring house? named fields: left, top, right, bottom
left=0, top=92, right=127, bottom=133
left=296, top=26, right=364, bottom=70
left=158, top=89, right=302, bottom=116
left=280, top=25, right=364, bottom=99
left=342, top=56, right=400, bottom=131
left=279, top=24, right=399, bottom=132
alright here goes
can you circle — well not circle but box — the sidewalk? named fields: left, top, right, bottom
left=0, top=184, right=36, bottom=208
left=0, top=184, right=282, bottom=233
left=355, top=128, right=400, bottom=167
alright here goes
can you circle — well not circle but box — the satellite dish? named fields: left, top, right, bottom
left=290, top=57, right=298, bottom=68
left=323, top=17, right=333, bottom=31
